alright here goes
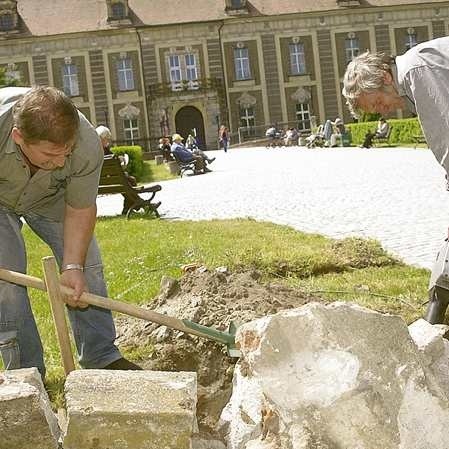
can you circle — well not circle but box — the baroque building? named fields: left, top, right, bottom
left=0, top=0, right=447, bottom=149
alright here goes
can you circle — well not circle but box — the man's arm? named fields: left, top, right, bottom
left=405, top=66, right=449, bottom=175
left=60, top=203, right=97, bottom=307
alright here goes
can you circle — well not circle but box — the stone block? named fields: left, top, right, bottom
left=63, top=370, right=197, bottom=449
left=0, top=368, right=60, bottom=449
left=167, top=160, right=179, bottom=175
left=155, top=155, right=164, bottom=165
left=221, top=302, right=449, bottom=449
left=408, top=318, right=449, bottom=358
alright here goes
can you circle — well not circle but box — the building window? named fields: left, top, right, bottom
left=168, top=54, right=182, bottom=83
left=405, top=29, right=417, bottom=51
left=62, top=64, right=80, bottom=97
left=234, top=47, right=251, bottom=80
left=296, top=103, right=311, bottom=131
left=289, top=43, right=306, bottom=75
left=5, top=63, right=21, bottom=83
left=345, top=37, right=360, bottom=64
left=0, top=13, right=14, bottom=31
left=124, top=118, right=139, bottom=144
left=116, top=57, right=135, bottom=91
left=185, top=54, right=198, bottom=81
left=231, top=0, right=244, bottom=7
left=167, top=52, right=199, bottom=90
left=240, top=106, right=255, bottom=137
left=111, top=2, right=126, bottom=19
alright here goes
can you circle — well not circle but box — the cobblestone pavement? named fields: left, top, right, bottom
left=97, top=147, right=449, bottom=269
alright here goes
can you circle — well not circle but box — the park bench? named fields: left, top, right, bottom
left=98, top=155, right=161, bottom=218
left=172, top=153, right=198, bottom=177
left=413, top=133, right=427, bottom=148
left=373, top=126, right=392, bottom=147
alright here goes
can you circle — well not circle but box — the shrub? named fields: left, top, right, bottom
left=111, top=145, right=144, bottom=179
left=346, top=118, right=424, bottom=146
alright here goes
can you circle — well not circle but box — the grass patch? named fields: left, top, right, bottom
left=139, top=160, right=177, bottom=184
left=13, top=217, right=428, bottom=406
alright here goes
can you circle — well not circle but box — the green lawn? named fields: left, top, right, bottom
left=139, top=160, right=177, bottom=184
left=8, top=217, right=429, bottom=406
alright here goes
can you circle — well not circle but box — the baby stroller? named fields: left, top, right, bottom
left=305, top=125, right=325, bottom=148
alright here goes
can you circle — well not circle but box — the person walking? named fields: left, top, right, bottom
left=218, top=125, right=229, bottom=152
left=0, top=86, right=140, bottom=378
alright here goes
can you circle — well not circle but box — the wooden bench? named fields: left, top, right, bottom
left=98, top=155, right=162, bottom=218
left=171, top=153, right=198, bottom=177
left=413, top=134, right=427, bottom=148
left=373, top=126, right=392, bottom=147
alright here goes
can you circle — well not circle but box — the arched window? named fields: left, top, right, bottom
left=0, top=13, right=14, bottom=31
left=111, top=2, right=126, bottom=19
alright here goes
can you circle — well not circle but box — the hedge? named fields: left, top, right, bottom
left=346, top=118, right=424, bottom=146
left=110, top=145, right=144, bottom=179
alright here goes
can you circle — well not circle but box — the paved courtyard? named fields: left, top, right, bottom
left=97, top=147, right=449, bottom=270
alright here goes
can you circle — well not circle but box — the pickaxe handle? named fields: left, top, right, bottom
left=0, top=265, right=235, bottom=346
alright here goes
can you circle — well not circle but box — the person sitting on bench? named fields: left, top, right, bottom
left=361, top=118, right=390, bottom=148
left=96, top=125, right=136, bottom=186
left=185, top=133, right=215, bottom=164
left=158, top=136, right=173, bottom=162
left=171, top=133, right=210, bottom=174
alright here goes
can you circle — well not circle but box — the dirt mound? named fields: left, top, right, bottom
left=115, top=268, right=324, bottom=432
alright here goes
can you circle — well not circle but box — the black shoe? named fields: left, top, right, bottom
left=207, top=157, right=216, bottom=164
left=103, top=358, right=143, bottom=370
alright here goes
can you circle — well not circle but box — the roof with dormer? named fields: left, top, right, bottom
left=10, top=0, right=449, bottom=37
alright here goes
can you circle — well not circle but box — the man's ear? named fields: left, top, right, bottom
left=11, top=127, right=24, bottom=145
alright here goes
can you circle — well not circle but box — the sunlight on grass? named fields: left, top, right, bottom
left=18, top=217, right=429, bottom=407
left=139, top=160, right=177, bottom=184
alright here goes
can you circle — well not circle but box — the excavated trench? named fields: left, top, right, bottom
left=115, top=268, right=325, bottom=434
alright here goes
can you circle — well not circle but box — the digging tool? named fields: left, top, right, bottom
left=0, top=259, right=241, bottom=361
left=42, top=257, right=75, bottom=375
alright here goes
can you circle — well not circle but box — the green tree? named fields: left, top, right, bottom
left=0, top=67, right=20, bottom=88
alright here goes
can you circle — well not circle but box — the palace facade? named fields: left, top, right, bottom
left=0, top=0, right=447, bottom=148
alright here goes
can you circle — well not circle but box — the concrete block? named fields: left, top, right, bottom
left=222, top=302, right=449, bottom=449
left=0, top=368, right=60, bottom=449
left=167, top=160, right=179, bottom=175
left=63, top=370, right=197, bottom=449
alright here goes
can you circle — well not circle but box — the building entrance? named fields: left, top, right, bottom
left=175, top=106, right=206, bottom=149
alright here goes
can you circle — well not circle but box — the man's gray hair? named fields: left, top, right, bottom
left=96, top=125, right=112, bottom=140
left=342, top=51, right=392, bottom=118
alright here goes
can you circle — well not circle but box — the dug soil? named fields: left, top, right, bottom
left=115, top=267, right=324, bottom=433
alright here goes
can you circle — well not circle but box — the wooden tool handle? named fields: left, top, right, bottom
left=42, top=257, right=75, bottom=375
left=0, top=266, right=207, bottom=339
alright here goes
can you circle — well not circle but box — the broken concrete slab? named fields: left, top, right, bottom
left=409, top=318, right=449, bottom=400
left=0, top=368, right=60, bottom=449
left=221, top=302, right=449, bottom=449
left=63, top=370, right=197, bottom=449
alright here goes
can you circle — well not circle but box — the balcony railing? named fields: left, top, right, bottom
left=148, top=77, right=223, bottom=99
